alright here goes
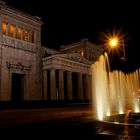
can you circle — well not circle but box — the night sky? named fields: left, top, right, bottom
left=3, top=0, right=140, bottom=71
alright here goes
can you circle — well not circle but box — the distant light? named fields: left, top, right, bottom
left=81, top=51, right=84, bottom=57
left=134, top=106, right=140, bottom=113
left=134, top=108, right=139, bottom=113
left=106, top=111, right=110, bottom=116
left=114, top=121, right=119, bottom=124
left=119, top=110, right=124, bottom=114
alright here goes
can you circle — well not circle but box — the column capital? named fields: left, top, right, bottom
left=77, top=73, right=83, bottom=76
left=66, top=71, right=72, bottom=74
left=58, top=69, right=64, bottom=72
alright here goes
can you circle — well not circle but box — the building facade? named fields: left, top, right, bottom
left=0, top=1, right=103, bottom=103
left=0, top=1, right=42, bottom=101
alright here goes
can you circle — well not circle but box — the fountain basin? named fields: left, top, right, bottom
left=95, top=113, right=140, bottom=139
left=103, top=113, right=140, bottom=124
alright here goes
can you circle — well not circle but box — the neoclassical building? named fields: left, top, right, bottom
left=0, top=1, right=103, bottom=103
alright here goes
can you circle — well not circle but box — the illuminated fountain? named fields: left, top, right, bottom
left=90, top=32, right=140, bottom=138
left=92, top=52, right=140, bottom=122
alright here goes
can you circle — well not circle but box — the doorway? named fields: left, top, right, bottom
left=11, top=73, right=25, bottom=102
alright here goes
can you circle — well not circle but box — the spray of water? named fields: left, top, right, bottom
left=92, top=53, right=140, bottom=120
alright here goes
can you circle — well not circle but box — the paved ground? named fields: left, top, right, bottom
left=0, top=104, right=100, bottom=139
left=0, top=104, right=140, bottom=139
left=0, top=104, right=93, bottom=126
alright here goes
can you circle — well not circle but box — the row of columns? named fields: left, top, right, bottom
left=43, top=69, right=91, bottom=101
left=2, top=22, right=36, bottom=43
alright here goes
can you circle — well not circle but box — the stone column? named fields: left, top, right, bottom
left=6, top=23, right=10, bottom=36
left=50, top=69, right=56, bottom=100
left=22, top=28, right=25, bottom=40
left=14, top=26, right=18, bottom=38
left=67, top=71, right=72, bottom=100
left=58, top=70, right=64, bottom=100
left=29, top=30, right=31, bottom=42
left=78, top=73, right=83, bottom=100
left=43, top=69, right=48, bottom=100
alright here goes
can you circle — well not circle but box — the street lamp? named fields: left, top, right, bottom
left=107, top=35, right=126, bottom=61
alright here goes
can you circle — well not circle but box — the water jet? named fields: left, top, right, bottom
left=91, top=53, right=140, bottom=138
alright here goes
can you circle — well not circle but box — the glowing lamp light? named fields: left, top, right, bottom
left=102, top=30, right=125, bottom=57
left=109, top=38, right=118, bottom=48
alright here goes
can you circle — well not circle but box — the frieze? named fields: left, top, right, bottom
left=63, top=54, right=91, bottom=65
left=6, top=61, right=31, bottom=71
left=66, top=55, right=83, bottom=63
left=2, top=36, right=36, bottom=53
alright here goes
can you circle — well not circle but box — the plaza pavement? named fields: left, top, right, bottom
left=0, top=104, right=93, bottom=126
left=1, top=104, right=140, bottom=140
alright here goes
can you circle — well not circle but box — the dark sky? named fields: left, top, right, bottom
left=4, top=0, right=140, bottom=71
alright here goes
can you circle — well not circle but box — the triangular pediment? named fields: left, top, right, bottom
left=53, top=53, right=91, bottom=65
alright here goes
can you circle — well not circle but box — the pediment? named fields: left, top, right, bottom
left=53, top=53, right=91, bottom=65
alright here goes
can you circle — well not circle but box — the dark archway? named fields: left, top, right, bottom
left=11, top=73, right=25, bottom=102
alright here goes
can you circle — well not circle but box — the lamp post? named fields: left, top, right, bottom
left=107, top=36, right=126, bottom=61
left=121, top=37, right=126, bottom=61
